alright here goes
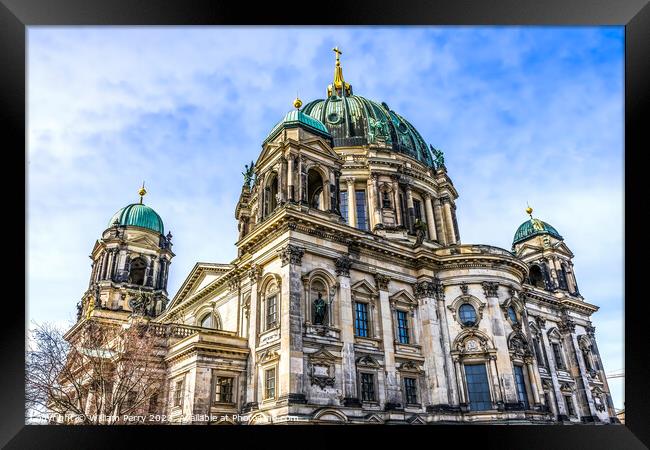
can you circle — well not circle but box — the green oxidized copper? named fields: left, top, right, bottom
left=108, top=203, right=164, bottom=234
left=512, top=218, right=563, bottom=246
left=242, top=160, right=255, bottom=188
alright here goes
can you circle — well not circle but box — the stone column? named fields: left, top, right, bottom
left=561, top=319, right=597, bottom=419
left=278, top=244, right=306, bottom=404
left=433, top=198, right=447, bottom=245
left=423, top=193, right=437, bottom=241
left=441, top=197, right=457, bottom=244
left=405, top=185, right=415, bottom=233
left=488, top=355, right=503, bottom=404
left=453, top=357, right=467, bottom=404
left=245, top=265, right=261, bottom=408
left=414, top=280, right=449, bottom=406
left=278, top=158, right=287, bottom=203
left=298, top=157, right=306, bottom=204
left=335, top=254, right=359, bottom=406
left=287, top=155, right=295, bottom=201
left=539, top=321, right=567, bottom=417
left=434, top=279, right=459, bottom=405
left=100, top=251, right=109, bottom=280
left=346, top=177, right=356, bottom=228
left=525, top=357, right=541, bottom=405
left=375, top=274, right=400, bottom=408
left=391, top=175, right=402, bottom=227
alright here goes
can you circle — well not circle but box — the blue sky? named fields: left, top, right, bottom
left=27, top=26, right=624, bottom=410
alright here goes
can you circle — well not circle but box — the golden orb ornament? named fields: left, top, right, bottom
left=138, top=182, right=147, bottom=204
left=293, top=97, right=303, bottom=109
left=526, top=206, right=533, bottom=216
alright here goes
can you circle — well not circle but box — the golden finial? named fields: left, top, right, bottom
left=293, top=97, right=302, bottom=109
left=138, top=181, right=147, bottom=204
left=526, top=203, right=533, bottom=217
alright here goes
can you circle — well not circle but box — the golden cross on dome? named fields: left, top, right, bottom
left=333, top=46, right=342, bottom=63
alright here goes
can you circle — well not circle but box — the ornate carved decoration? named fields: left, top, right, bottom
left=535, top=316, right=547, bottom=329
left=482, top=281, right=499, bottom=298
left=307, top=346, right=338, bottom=389
left=398, top=360, right=423, bottom=373
left=413, top=277, right=444, bottom=300
left=335, top=254, right=352, bottom=277
left=279, top=244, right=305, bottom=266
left=228, top=277, right=240, bottom=292
left=454, top=330, right=491, bottom=355
left=508, top=330, right=532, bottom=359
left=249, top=264, right=262, bottom=284
left=374, top=273, right=390, bottom=291
left=356, top=354, right=381, bottom=368
left=460, top=283, right=469, bottom=295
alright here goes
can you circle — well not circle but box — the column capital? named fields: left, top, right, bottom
left=421, top=192, right=432, bottom=200
left=335, top=254, right=352, bottom=277
left=439, top=195, right=452, bottom=205
left=248, top=264, right=262, bottom=284
left=413, top=277, right=444, bottom=299
left=374, top=273, right=390, bottom=291
left=279, top=244, right=305, bottom=266
left=482, top=281, right=499, bottom=298
left=345, top=176, right=356, bottom=186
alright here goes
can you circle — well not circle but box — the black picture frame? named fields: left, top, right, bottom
left=2, top=0, right=647, bottom=448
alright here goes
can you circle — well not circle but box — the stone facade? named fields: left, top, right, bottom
left=63, top=55, right=618, bottom=425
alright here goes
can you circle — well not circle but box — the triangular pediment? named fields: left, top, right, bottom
left=351, top=279, right=378, bottom=296
left=128, top=234, right=160, bottom=250
left=308, top=346, right=339, bottom=362
left=552, top=241, right=574, bottom=258
left=298, top=137, right=340, bottom=161
left=389, top=289, right=417, bottom=305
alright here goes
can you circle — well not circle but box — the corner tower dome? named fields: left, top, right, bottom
left=108, top=184, right=164, bottom=234
left=513, top=206, right=563, bottom=246
left=299, top=46, right=440, bottom=169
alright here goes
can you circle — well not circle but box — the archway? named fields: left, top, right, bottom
left=307, top=168, right=325, bottom=210
left=129, top=257, right=147, bottom=285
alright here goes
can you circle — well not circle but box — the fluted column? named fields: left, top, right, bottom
left=335, top=254, right=358, bottom=406
left=405, top=185, right=415, bottom=233
left=488, top=355, right=503, bottom=404
left=391, top=175, right=402, bottom=227
left=441, top=197, right=457, bottom=244
left=345, top=177, right=356, bottom=227
left=433, top=198, right=447, bottom=245
left=423, top=193, right=438, bottom=241
left=525, top=357, right=541, bottom=405
left=454, top=358, right=467, bottom=404
left=375, top=274, right=400, bottom=407
left=245, top=265, right=261, bottom=408
left=434, top=280, right=459, bottom=405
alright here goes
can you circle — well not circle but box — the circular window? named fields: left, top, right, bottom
left=508, top=306, right=518, bottom=324
left=397, top=122, right=408, bottom=133
left=459, top=304, right=477, bottom=326
left=327, top=112, right=341, bottom=124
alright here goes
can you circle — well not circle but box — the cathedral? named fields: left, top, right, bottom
left=63, top=48, right=617, bottom=424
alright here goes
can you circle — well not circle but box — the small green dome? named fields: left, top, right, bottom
left=264, top=109, right=332, bottom=144
left=513, top=218, right=563, bottom=246
left=108, top=203, right=164, bottom=234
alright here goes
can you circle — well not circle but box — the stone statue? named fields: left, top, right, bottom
left=242, top=160, right=255, bottom=189
left=313, top=292, right=327, bottom=325
left=413, top=218, right=427, bottom=247
left=430, top=145, right=445, bottom=169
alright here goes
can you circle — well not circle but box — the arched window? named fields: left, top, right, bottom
left=261, top=279, right=280, bottom=331
left=307, top=168, right=325, bottom=210
left=200, top=313, right=215, bottom=329
left=128, top=257, right=147, bottom=285
left=459, top=304, right=477, bottom=326
left=507, top=306, right=518, bottom=324
left=264, top=174, right=279, bottom=217
left=529, top=265, right=545, bottom=289
left=558, top=264, right=569, bottom=290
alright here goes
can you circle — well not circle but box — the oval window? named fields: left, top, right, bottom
left=327, top=112, right=340, bottom=124
left=459, top=304, right=477, bottom=326
left=397, top=122, right=408, bottom=133
left=508, top=306, right=518, bottom=324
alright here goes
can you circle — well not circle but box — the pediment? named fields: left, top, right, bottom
left=308, top=346, right=339, bottom=362
left=351, top=279, right=378, bottom=296
left=127, top=234, right=160, bottom=250
left=298, top=137, right=341, bottom=161
left=552, top=241, right=574, bottom=258
left=389, top=289, right=417, bottom=306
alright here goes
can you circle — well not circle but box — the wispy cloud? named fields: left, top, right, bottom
left=27, top=26, right=624, bottom=408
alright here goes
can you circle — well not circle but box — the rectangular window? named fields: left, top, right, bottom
left=552, top=343, right=565, bottom=369
left=513, top=365, right=530, bottom=409
left=464, top=363, right=492, bottom=411
left=173, top=379, right=184, bottom=407
left=404, top=377, right=418, bottom=405
left=396, top=310, right=410, bottom=344
left=266, top=295, right=277, bottom=329
left=340, top=190, right=349, bottom=223
left=361, top=373, right=376, bottom=402
left=265, top=368, right=276, bottom=399
left=399, top=193, right=408, bottom=227
left=354, top=302, right=369, bottom=337
left=413, top=198, right=423, bottom=221
left=214, top=377, right=234, bottom=403
left=355, top=190, right=368, bottom=231
left=565, top=395, right=575, bottom=416
left=533, top=338, right=546, bottom=367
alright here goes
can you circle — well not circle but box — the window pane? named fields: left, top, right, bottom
left=404, top=377, right=418, bottom=404
left=215, top=377, right=234, bottom=403
left=413, top=199, right=423, bottom=221
left=396, top=310, right=410, bottom=344
left=459, top=304, right=477, bottom=326
left=267, top=295, right=277, bottom=329
left=533, top=338, right=546, bottom=367
left=507, top=307, right=518, bottom=324
left=355, top=190, right=368, bottom=231
left=265, top=368, right=276, bottom=399
left=340, top=191, right=348, bottom=223
left=552, top=343, right=564, bottom=369
left=464, top=363, right=492, bottom=411
left=354, top=302, right=369, bottom=337
left=513, top=366, right=529, bottom=409
left=361, top=373, right=375, bottom=401
left=565, top=395, right=575, bottom=416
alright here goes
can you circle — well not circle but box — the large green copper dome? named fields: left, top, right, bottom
left=301, top=95, right=436, bottom=168
left=108, top=203, right=164, bottom=234
left=513, top=217, right=563, bottom=246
